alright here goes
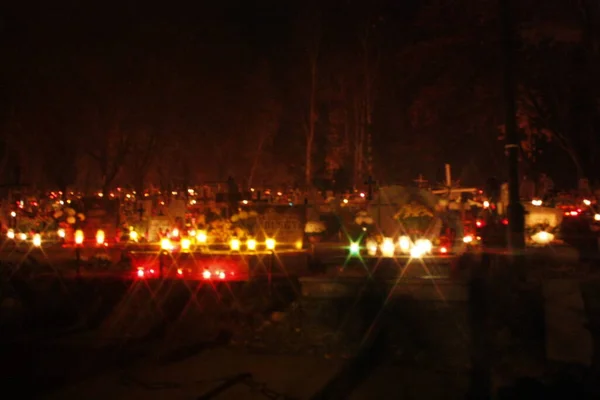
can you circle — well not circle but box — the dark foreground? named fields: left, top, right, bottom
left=2, top=252, right=600, bottom=399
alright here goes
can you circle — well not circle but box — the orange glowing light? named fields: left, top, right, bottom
left=96, top=229, right=105, bottom=245
left=75, top=230, right=84, bottom=245
left=32, top=233, right=42, bottom=247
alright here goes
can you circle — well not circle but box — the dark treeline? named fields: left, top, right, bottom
left=1, top=0, right=599, bottom=192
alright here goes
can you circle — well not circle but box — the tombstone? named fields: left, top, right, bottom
left=81, top=197, right=120, bottom=243
left=256, top=207, right=304, bottom=245
left=368, top=185, right=440, bottom=237
left=167, top=199, right=186, bottom=220
left=148, top=217, right=171, bottom=242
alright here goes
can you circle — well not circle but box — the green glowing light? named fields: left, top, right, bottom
left=349, top=242, right=360, bottom=256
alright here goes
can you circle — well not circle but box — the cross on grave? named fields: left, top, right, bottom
left=364, top=176, right=376, bottom=201
left=137, top=203, right=145, bottom=221
left=414, top=174, right=428, bottom=188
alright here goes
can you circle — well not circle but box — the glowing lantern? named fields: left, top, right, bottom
left=265, top=238, right=276, bottom=250
left=33, top=233, right=42, bottom=247
left=246, top=239, right=257, bottom=251
left=57, top=228, right=66, bottom=238
left=295, top=240, right=303, bottom=250
left=6, top=229, right=14, bottom=239
left=75, top=230, right=84, bottom=245
left=19, top=233, right=27, bottom=241
left=366, top=239, right=378, bottom=256
left=349, top=242, right=360, bottom=256
left=410, top=246, right=425, bottom=258
left=161, top=238, right=173, bottom=251
left=181, top=238, right=191, bottom=251
left=531, top=199, right=542, bottom=206
left=171, top=228, right=179, bottom=238
left=380, top=238, right=395, bottom=258
left=230, top=238, right=241, bottom=251
left=202, top=270, right=211, bottom=279
left=129, top=230, right=138, bottom=241
left=415, top=239, right=433, bottom=254
left=96, top=229, right=105, bottom=245
left=583, top=199, right=591, bottom=206
left=595, top=214, right=600, bottom=221
left=531, top=230, right=554, bottom=245
left=218, top=271, right=226, bottom=279
left=196, top=230, right=207, bottom=244
left=483, top=201, right=490, bottom=208
left=398, top=236, right=411, bottom=253
left=463, top=235, right=473, bottom=243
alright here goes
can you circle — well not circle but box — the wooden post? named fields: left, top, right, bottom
left=75, top=247, right=81, bottom=278
left=501, top=0, right=525, bottom=252
left=364, top=176, right=375, bottom=201
left=268, top=250, right=274, bottom=298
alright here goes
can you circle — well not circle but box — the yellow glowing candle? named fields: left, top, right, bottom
left=75, top=230, right=84, bottom=245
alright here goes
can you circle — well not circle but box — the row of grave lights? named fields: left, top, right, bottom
left=158, top=235, right=277, bottom=252
left=6, top=227, right=280, bottom=253
left=6, top=228, right=103, bottom=247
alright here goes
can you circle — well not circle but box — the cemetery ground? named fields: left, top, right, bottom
left=1, top=247, right=600, bottom=398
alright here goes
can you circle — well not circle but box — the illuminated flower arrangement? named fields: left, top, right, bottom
left=526, top=223, right=559, bottom=246
left=354, top=210, right=374, bottom=226
left=208, top=219, right=235, bottom=243
left=16, top=214, right=55, bottom=235
left=206, top=210, right=260, bottom=243
left=304, top=220, right=326, bottom=235
left=54, top=207, right=85, bottom=226
left=394, top=201, right=435, bottom=236
left=230, top=210, right=259, bottom=238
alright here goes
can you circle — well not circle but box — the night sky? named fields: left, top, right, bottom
left=1, top=1, right=598, bottom=191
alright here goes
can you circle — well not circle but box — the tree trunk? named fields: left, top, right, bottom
left=135, top=176, right=145, bottom=197
left=248, top=134, right=269, bottom=188
left=306, top=57, right=317, bottom=188
left=566, top=145, right=586, bottom=181
left=361, top=22, right=377, bottom=178
left=364, top=52, right=373, bottom=177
